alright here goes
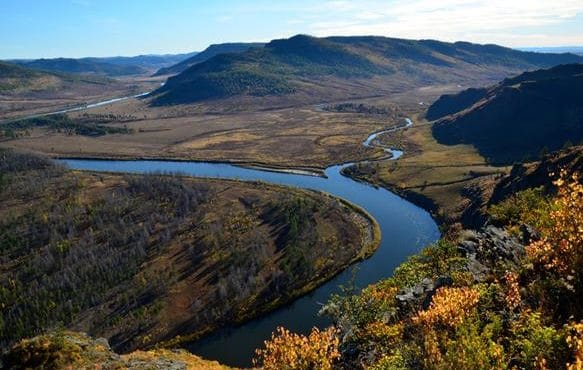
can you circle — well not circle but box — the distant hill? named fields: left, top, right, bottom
left=519, top=46, right=583, bottom=55
left=15, top=58, right=148, bottom=77
left=85, top=52, right=198, bottom=69
left=10, top=52, right=198, bottom=77
left=151, top=34, right=583, bottom=106
left=431, top=64, right=583, bottom=163
left=154, top=42, right=264, bottom=76
left=0, top=60, right=112, bottom=94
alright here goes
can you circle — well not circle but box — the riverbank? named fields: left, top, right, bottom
left=342, top=118, right=510, bottom=230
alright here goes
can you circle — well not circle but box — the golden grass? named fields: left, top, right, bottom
left=353, top=116, right=510, bottom=222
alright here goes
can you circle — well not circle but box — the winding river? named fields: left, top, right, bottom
left=59, top=117, right=439, bottom=367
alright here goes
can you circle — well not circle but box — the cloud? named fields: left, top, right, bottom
left=304, top=0, right=583, bottom=46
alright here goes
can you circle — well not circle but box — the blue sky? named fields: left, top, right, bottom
left=1, top=0, right=583, bottom=59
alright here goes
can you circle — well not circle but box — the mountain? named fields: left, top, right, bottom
left=0, top=60, right=113, bottom=94
left=10, top=52, right=198, bottom=77
left=519, top=46, right=583, bottom=55
left=154, top=42, right=264, bottom=76
left=150, top=34, right=583, bottom=106
left=85, top=52, right=198, bottom=69
left=431, top=64, right=583, bottom=163
left=15, top=58, right=148, bottom=76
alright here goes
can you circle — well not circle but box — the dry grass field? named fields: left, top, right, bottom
left=0, top=75, right=164, bottom=120
left=345, top=115, right=510, bottom=224
left=0, top=84, right=466, bottom=170
left=0, top=80, right=505, bottom=224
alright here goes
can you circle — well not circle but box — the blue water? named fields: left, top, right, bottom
left=60, top=156, right=440, bottom=367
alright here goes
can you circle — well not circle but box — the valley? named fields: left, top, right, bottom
left=1, top=27, right=582, bottom=369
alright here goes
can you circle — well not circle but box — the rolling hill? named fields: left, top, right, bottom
left=85, top=52, right=198, bottom=70
left=154, top=42, right=264, bottom=76
left=15, top=58, right=148, bottom=76
left=431, top=64, right=583, bottom=163
left=0, top=60, right=113, bottom=94
left=10, top=52, right=198, bottom=77
left=150, top=34, right=583, bottom=106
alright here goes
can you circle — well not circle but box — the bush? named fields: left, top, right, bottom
left=253, top=326, right=340, bottom=370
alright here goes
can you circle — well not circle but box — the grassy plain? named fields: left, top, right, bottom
left=0, top=81, right=507, bottom=225
left=0, top=75, right=164, bottom=120
left=345, top=116, right=510, bottom=225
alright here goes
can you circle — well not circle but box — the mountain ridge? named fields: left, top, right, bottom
left=431, top=63, right=583, bottom=163
left=154, top=42, right=265, bottom=76
left=150, top=34, right=583, bottom=106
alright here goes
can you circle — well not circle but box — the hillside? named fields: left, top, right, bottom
left=0, top=150, right=378, bottom=353
left=0, top=60, right=116, bottom=95
left=86, top=52, right=198, bottom=70
left=150, top=34, right=583, bottom=106
left=431, top=64, right=583, bottom=163
left=253, top=147, right=583, bottom=369
left=2, top=331, right=238, bottom=370
left=0, top=60, right=148, bottom=120
left=16, top=58, right=149, bottom=76
left=154, top=42, right=264, bottom=76
left=11, top=52, right=198, bottom=77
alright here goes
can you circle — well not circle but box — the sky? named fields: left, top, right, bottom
left=1, top=0, right=583, bottom=59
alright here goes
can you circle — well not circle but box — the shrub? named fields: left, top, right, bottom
left=488, top=187, right=552, bottom=230
left=509, top=311, right=567, bottom=370
left=526, top=172, right=583, bottom=292
left=253, top=326, right=340, bottom=370
left=413, top=287, right=480, bottom=329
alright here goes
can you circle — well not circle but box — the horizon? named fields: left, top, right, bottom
left=1, top=0, right=583, bottom=59
left=4, top=36, right=583, bottom=61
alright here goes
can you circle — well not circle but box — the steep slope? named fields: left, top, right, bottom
left=150, top=35, right=583, bottom=106
left=154, top=42, right=264, bottom=76
left=431, top=64, right=583, bottom=163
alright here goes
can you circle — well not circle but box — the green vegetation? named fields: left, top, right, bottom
left=0, top=150, right=375, bottom=353
left=151, top=34, right=583, bottom=105
left=154, top=67, right=295, bottom=104
left=1, top=113, right=132, bottom=137
left=488, top=187, right=552, bottom=230
left=154, top=42, right=265, bottom=76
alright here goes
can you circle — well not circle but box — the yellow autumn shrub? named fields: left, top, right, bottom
left=567, top=322, right=583, bottom=370
left=526, top=172, right=582, bottom=291
left=253, top=326, right=340, bottom=370
left=413, top=287, right=481, bottom=328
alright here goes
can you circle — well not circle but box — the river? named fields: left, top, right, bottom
left=59, top=117, right=439, bottom=367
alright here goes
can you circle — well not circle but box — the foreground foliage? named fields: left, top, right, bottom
left=255, top=170, right=583, bottom=369
left=2, top=331, right=237, bottom=370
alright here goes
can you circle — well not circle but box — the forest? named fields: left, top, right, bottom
left=0, top=149, right=375, bottom=353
